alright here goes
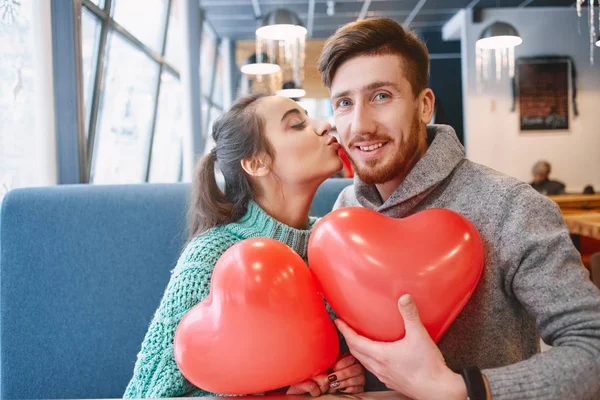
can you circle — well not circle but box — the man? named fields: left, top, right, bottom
left=318, top=18, right=600, bottom=400
left=530, top=160, right=566, bottom=195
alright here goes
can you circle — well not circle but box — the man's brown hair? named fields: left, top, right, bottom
left=318, top=18, right=430, bottom=97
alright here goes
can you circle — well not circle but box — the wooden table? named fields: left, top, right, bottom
left=548, top=194, right=600, bottom=214
left=99, top=392, right=411, bottom=400
left=547, top=194, right=600, bottom=239
left=546, top=195, right=600, bottom=268
left=562, top=212, right=600, bottom=240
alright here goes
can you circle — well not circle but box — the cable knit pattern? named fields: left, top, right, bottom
left=123, top=201, right=332, bottom=398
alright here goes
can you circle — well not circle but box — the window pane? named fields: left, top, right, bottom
left=148, top=73, right=183, bottom=183
left=164, top=0, right=183, bottom=71
left=112, top=0, right=168, bottom=53
left=212, top=54, right=224, bottom=108
left=1, top=0, right=34, bottom=201
left=81, top=8, right=101, bottom=135
left=1, top=0, right=56, bottom=203
left=200, top=29, right=216, bottom=97
left=203, top=107, right=222, bottom=155
left=89, top=0, right=105, bottom=9
left=91, top=32, right=159, bottom=184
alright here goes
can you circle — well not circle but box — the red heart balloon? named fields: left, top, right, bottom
left=174, top=238, right=339, bottom=394
left=308, top=207, right=484, bottom=343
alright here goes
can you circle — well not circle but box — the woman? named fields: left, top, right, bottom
left=124, top=94, right=365, bottom=398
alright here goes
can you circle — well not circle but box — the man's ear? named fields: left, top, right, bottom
left=240, top=155, right=270, bottom=177
left=419, top=88, right=435, bottom=125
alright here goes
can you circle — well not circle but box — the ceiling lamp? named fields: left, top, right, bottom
left=276, top=82, right=306, bottom=99
left=240, top=53, right=283, bottom=95
left=596, top=37, right=600, bottom=47
left=476, top=22, right=522, bottom=50
left=476, top=22, right=522, bottom=84
left=276, top=88, right=307, bottom=98
left=255, top=9, right=307, bottom=98
left=240, top=63, right=281, bottom=75
left=256, top=9, right=307, bottom=41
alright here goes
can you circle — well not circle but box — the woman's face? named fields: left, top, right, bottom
left=255, top=95, right=343, bottom=185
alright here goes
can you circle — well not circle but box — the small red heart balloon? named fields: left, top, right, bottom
left=174, top=237, right=339, bottom=394
left=308, top=207, right=484, bottom=343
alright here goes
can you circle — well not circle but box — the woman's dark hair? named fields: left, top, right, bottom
left=187, top=93, right=274, bottom=239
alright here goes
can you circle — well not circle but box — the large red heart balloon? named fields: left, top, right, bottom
left=308, top=207, right=484, bottom=343
left=174, top=237, right=339, bottom=394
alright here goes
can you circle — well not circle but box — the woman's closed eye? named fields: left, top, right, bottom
left=291, top=120, right=307, bottom=130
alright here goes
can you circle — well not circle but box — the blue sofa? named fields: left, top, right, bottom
left=0, top=178, right=353, bottom=400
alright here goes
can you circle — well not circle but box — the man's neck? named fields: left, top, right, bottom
left=376, top=132, right=430, bottom=203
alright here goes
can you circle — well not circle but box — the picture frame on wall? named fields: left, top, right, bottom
left=516, top=57, right=571, bottom=132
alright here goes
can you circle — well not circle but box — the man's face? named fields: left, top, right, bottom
left=330, top=54, right=432, bottom=185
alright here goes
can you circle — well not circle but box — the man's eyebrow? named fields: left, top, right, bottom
left=331, top=81, right=401, bottom=99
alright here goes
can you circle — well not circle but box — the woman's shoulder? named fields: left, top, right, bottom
left=177, top=226, right=240, bottom=268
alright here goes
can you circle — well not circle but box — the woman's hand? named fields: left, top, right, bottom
left=286, top=353, right=366, bottom=396
left=325, top=353, right=366, bottom=394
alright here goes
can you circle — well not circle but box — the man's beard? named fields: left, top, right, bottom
left=346, top=110, right=423, bottom=185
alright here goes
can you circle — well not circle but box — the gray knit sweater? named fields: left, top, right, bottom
left=334, top=125, right=600, bottom=400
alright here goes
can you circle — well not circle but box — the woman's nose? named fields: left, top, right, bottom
left=313, top=119, right=332, bottom=137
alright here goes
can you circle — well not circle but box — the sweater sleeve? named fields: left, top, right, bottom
left=123, top=234, right=236, bottom=398
left=483, top=183, right=600, bottom=400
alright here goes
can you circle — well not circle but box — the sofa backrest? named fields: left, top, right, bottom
left=0, top=179, right=352, bottom=399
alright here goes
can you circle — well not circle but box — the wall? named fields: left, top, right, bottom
left=459, top=7, right=600, bottom=192
left=422, top=31, right=464, bottom=144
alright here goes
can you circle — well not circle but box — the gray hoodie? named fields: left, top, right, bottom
left=334, top=125, right=600, bottom=400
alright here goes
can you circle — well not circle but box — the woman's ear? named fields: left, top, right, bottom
left=240, top=155, right=270, bottom=177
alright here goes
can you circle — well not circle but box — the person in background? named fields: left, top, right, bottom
left=123, top=94, right=365, bottom=398
left=530, top=160, right=566, bottom=195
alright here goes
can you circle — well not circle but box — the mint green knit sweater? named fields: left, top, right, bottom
left=124, top=201, right=336, bottom=398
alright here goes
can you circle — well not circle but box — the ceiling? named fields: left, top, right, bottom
left=201, top=0, right=578, bottom=40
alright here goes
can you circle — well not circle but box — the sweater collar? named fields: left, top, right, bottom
left=353, top=124, right=465, bottom=216
left=228, top=201, right=317, bottom=260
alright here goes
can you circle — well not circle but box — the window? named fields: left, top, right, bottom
left=91, top=32, right=159, bottom=183
left=200, top=26, right=225, bottom=154
left=148, top=73, right=184, bottom=182
left=81, top=0, right=186, bottom=184
left=81, top=7, right=101, bottom=134
left=112, top=0, right=168, bottom=53
left=1, top=0, right=56, bottom=204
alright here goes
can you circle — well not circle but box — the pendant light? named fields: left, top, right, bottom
left=255, top=9, right=307, bottom=98
left=256, top=9, right=307, bottom=41
left=240, top=53, right=282, bottom=95
left=476, top=22, right=522, bottom=50
left=474, top=0, right=523, bottom=84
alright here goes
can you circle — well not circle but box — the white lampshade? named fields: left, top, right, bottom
left=276, top=88, right=306, bottom=98
left=256, top=9, right=307, bottom=40
left=476, top=22, right=523, bottom=49
left=240, top=63, right=281, bottom=75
